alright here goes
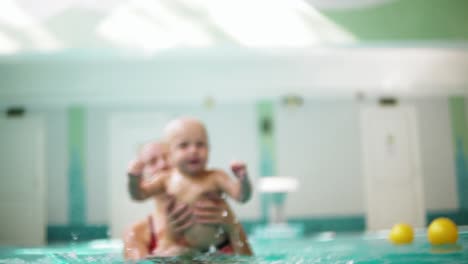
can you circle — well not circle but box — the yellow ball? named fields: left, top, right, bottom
left=389, top=223, right=414, bottom=245
left=427, top=217, right=458, bottom=245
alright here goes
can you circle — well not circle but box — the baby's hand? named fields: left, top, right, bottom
left=230, top=161, right=247, bottom=180
left=127, top=158, right=145, bottom=176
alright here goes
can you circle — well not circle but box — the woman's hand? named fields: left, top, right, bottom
left=192, top=192, right=237, bottom=232
left=165, top=195, right=194, bottom=237
left=165, top=193, right=253, bottom=255
left=193, top=192, right=253, bottom=255
left=165, top=193, right=236, bottom=235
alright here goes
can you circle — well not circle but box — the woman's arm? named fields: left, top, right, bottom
left=127, top=159, right=167, bottom=200
left=123, top=219, right=150, bottom=260
left=128, top=173, right=166, bottom=200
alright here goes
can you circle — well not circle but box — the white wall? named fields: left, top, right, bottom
left=1, top=47, right=467, bottom=225
left=411, top=98, right=458, bottom=210
left=1, top=95, right=462, bottom=226
left=273, top=97, right=459, bottom=219
left=45, top=108, right=68, bottom=225
left=1, top=48, right=468, bottom=106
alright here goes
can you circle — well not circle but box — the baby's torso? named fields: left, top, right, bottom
left=164, top=171, right=227, bottom=251
left=166, top=171, right=219, bottom=203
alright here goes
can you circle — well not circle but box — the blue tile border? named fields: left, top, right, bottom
left=47, top=225, right=108, bottom=243
left=47, top=210, right=468, bottom=242
left=242, top=210, right=468, bottom=236
left=427, top=209, right=468, bottom=226
left=241, top=216, right=365, bottom=235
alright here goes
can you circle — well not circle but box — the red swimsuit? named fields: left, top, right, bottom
left=148, top=215, right=158, bottom=253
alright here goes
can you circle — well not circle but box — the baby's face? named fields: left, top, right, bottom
left=170, top=122, right=209, bottom=176
left=140, top=142, right=170, bottom=177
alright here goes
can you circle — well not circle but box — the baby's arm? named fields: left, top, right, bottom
left=214, top=162, right=251, bottom=203
left=127, top=159, right=166, bottom=200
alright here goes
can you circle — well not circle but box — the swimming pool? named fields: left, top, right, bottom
left=1, top=229, right=467, bottom=263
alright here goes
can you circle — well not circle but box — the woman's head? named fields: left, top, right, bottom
left=139, top=141, right=170, bottom=177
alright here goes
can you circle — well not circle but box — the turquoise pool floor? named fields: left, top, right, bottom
left=1, top=230, right=468, bottom=263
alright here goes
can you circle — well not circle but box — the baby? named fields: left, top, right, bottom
left=128, top=117, right=252, bottom=256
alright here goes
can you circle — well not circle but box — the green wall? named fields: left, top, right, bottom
left=449, top=97, right=468, bottom=210
left=68, top=106, right=86, bottom=225
left=257, top=101, right=277, bottom=223
left=322, top=0, right=468, bottom=40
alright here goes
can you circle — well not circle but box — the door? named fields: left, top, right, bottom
left=361, top=106, right=425, bottom=230
left=0, top=115, right=46, bottom=245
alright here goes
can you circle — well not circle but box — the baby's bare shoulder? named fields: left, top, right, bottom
left=206, top=169, right=229, bottom=179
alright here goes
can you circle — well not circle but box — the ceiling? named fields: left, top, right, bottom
left=0, top=0, right=359, bottom=55
left=0, top=0, right=467, bottom=103
left=1, top=0, right=467, bottom=55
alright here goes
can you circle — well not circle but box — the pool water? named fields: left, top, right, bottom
left=1, top=230, right=468, bottom=263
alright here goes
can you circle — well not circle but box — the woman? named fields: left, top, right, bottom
left=123, top=141, right=253, bottom=260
